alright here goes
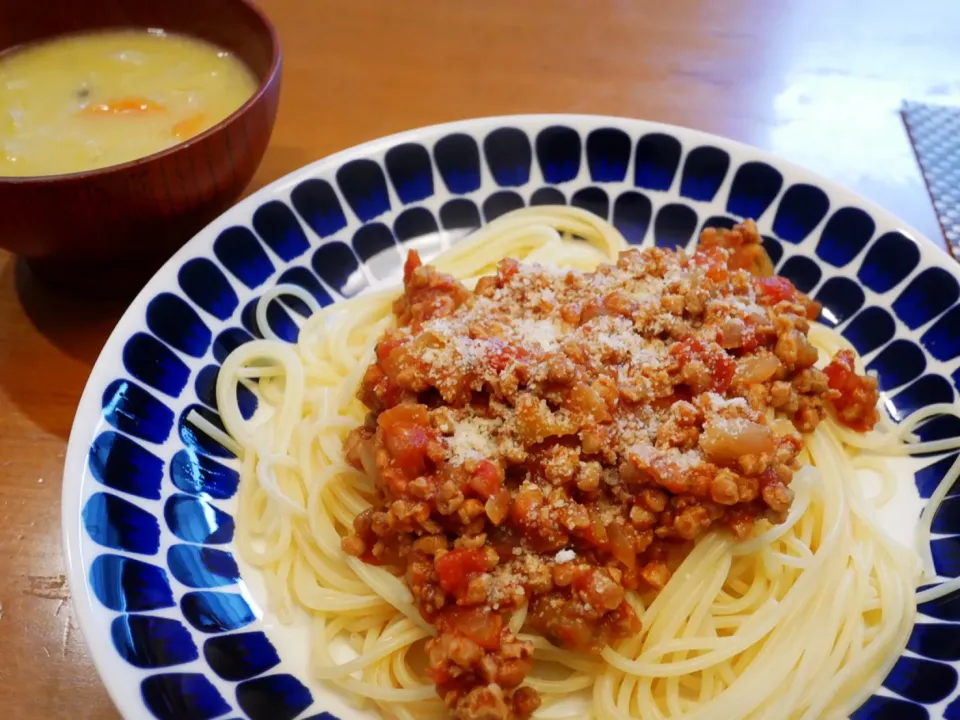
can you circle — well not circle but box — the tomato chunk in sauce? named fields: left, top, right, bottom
left=823, top=349, right=881, bottom=432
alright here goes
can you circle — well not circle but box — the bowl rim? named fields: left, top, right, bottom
left=60, top=113, right=947, bottom=720
left=0, top=0, right=281, bottom=185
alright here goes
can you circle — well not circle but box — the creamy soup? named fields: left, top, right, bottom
left=0, top=30, right=258, bottom=176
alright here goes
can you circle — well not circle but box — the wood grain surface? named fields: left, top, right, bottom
left=1, top=0, right=958, bottom=716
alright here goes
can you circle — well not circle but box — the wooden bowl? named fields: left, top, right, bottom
left=0, top=0, right=281, bottom=294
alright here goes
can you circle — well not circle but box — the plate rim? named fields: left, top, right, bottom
left=60, top=112, right=951, bottom=719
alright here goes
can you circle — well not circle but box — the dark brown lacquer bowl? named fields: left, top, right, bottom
left=0, top=0, right=281, bottom=293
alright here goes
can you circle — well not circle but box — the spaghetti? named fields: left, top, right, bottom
left=201, top=206, right=960, bottom=720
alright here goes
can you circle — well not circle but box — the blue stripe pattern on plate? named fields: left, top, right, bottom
left=181, top=591, right=257, bottom=633
left=90, top=554, right=175, bottom=612
left=236, top=674, right=313, bottom=720
left=772, top=184, right=829, bottom=244
left=893, top=267, right=960, bottom=330
left=165, top=494, right=234, bottom=544
left=530, top=187, right=566, bottom=206
left=612, top=191, right=652, bottom=245
left=571, top=187, right=609, bottom=219
left=680, top=146, right=729, bottom=202
left=212, top=327, right=254, bottom=364
left=634, top=133, right=680, bottom=191
left=535, top=126, right=580, bottom=184
left=179, top=405, right=236, bottom=458
left=762, top=235, right=783, bottom=267
left=850, top=695, right=929, bottom=720
left=440, top=198, right=481, bottom=230
left=394, top=207, right=439, bottom=243
left=214, top=226, right=275, bottom=289
left=653, top=204, right=697, bottom=250
left=312, top=241, right=363, bottom=297
left=883, top=655, right=957, bottom=704
left=908, top=623, right=960, bottom=661
left=434, top=133, right=481, bottom=194
left=844, top=307, right=895, bottom=356
left=89, top=431, right=163, bottom=500
left=814, top=277, right=864, bottom=328
left=484, top=128, right=531, bottom=187
left=141, top=673, right=231, bottom=720
left=858, top=231, right=920, bottom=293
left=934, top=535, right=960, bottom=580
left=726, top=161, right=782, bottom=219
left=168, top=544, right=240, bottom=588
left=336, top=159, right=391, bottom=222
left=867, top=339, right=927, bottom=391
left=483, top=191, right=524, bottom=222
left=815, top=207, right=874, bottom=267
left=252, top=201, right=310, bottom=262
left=194, top=364, right=257, bottom=419
left=102, top=380, right=174, bottom=444
left=777, top=256, right=821, bottom=294
left=385, top=143, right=434, bottom=204
left=277, top=266, right=334, bottom=308
left=702, top=215, right=735, bottom=232
left=83, top=492, right=160, bottom=554
left=146, top=293, right=211, bottom=358
left=112, top=615, right=199, bottom=668
left=914, top=453, right=960, bottom=499
left=290, top=179, right=347, bottom=237
left=123, top=332, right=190, bottom=398
left=922, top=305, right=960, bottom=362
left=586, top=128, right=630, bottom=182
left=353, top=223, right=400, bottom=265
left=204, top=632, right=281, bottom=681
left=169, top=449, right=239, bottom=500
left=178, top=258, right=239, bottom=321
left=890, top=375, right=954, bottom=421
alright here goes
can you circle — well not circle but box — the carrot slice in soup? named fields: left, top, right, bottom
left=172, top=113, right=206, bottom=140
left=79, top=97, right=166, bottom=116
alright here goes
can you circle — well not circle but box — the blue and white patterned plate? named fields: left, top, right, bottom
left=62, top=115, right=960, bottom=720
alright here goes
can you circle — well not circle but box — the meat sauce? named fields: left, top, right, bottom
left=341, top=219, right=880, bottom=720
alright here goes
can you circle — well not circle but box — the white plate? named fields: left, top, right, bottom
left=63, top=115, right=960, bottom=720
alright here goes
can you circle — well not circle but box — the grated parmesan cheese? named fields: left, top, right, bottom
left=704, top=393, right=749, bottom=412
left=554, top=549, right=576, bottom=564
left=447, top=416, right=500, bottom=464
left=514, top=318, right=560, bottom=351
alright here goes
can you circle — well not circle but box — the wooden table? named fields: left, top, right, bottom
left=1, top=0, right=958, bottom=716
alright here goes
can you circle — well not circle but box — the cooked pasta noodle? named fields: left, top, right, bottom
left=198, top=206, right=960, bottom=720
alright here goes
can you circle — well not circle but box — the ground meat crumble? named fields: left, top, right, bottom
left=341, top=219, right=880, bottom=720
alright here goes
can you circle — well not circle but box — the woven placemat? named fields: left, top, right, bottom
left=902, top=101, right=960, bottom=257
